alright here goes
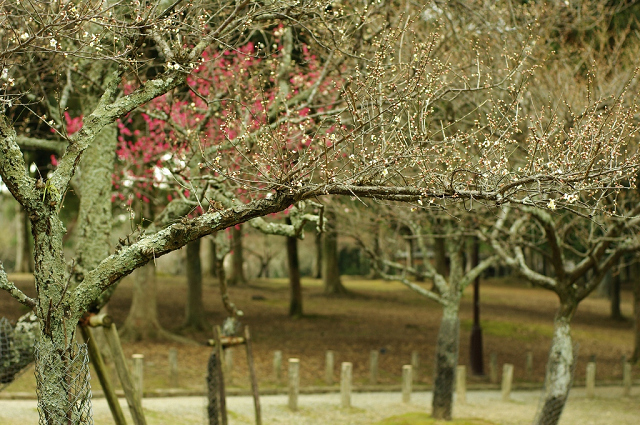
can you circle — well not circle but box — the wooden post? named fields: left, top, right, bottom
left=341, top=362, right=352, bottom=408
left=501, top=364, right=513, bottom=401
left=225, top=348, right=233, bottom=385
left=273, top=351, right=282, bottom=382
left=132, top=354, right=144, bottom=404
left=325, top=350, right=334, bottom=385
left=79, top=326, right=127, bottom=425
left=456, top=365, right=466, bottom=404
left=369, top=350, right=379, bottom=385
left=402, top=365, right=412, bottom=403
left=213, top=326, right=228, bottom=425
left=168, top=348, right=178, bottom=388
left=586, top=362, right=596, bottom=399
left=288, top=358, right=300, bottom=411
left=623, top=362, right=632, bottom=397
left=103, top=323, right=147, bottom=425
left=244, top=327, right=262, bottom=425
left=525, top=351, right=533, bottom=380
left=411, top=351, right=419, bottom=383
left=490, top=353, right=498, bottom=384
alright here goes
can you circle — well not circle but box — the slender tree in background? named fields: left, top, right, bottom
left=323, top=209, right=347, bottom=295
left=286, top=217, right=303, bottom=317
left=227, top=225, right=247, bottom=286
left=184, top=238, right=206, bottom=330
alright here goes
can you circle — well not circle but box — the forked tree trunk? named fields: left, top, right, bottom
left=184, top=238, right=207, bottom=330
left=431, top=302, right=460, bottom=420
left=286, top=218, right=303, bottom=317
left=534, top=304, right=576, bottom=425
left=323, top=211, right=347, bottom=295
left=227, top=225, right=246, bottom=286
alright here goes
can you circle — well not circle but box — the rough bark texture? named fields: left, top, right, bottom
left=322, top=211, right=347, bottom=295
left=184, top=239, right=207, bottom=330
left=227, top=225, right=247, bottom=286
left=14, top=204, right=33, bottom=273
left=286, top=218, right=303, bottom=318
left=534, top=305, right=576, bottom=425
left=431, top=303, right=460, bottom=420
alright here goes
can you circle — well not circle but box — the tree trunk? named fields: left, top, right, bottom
left=209, top=237, right=219, bottom=278
left=120, top=263, right=161, bottom=340
left=227, top=225, right=246, bottom=286
left=533, top=304, right=576, bottom=425
left=431, top=303, right=460, bottom=420
left=313, top=231, right=323, bottom=279
left=15, top=204, right=33, bottom=272
left=323, top=210, right=347, bottom=295
left=286, top=218, right=303, bottom=317
left=632, top=271, right=640, bottom=363
left=611, top=260, right=623, bottom=321
left=184, top=239, right=207, bottom=330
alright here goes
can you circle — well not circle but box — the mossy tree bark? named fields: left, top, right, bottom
left=431, top=303, right=460, bottom=420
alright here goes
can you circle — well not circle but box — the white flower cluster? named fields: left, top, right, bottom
left=562, top=193, right=578, bottom=203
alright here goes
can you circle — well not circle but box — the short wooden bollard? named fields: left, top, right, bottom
left=490, top=353, right=498, bottom=384
left=341, top=362, right=352, bottom=408
left=623, top=362, right=632, bottom=397
left=325, top=350, right=334, bottom=385
left=586, top=362, right=596, bottom=398
left=411, top=351, right=420, bottom=383
left=402, top=365, right=412, bottom=403
left=132, top=354, right=144, bottom=403
left=288, top=358, right=300, bottom=411
left=525, top=351, right=533, bottom=380
left=168, top=348, right=178, bottom=388
left=370, top=350, right=379, bottom=384
left=274, top=350, right=283, bottom=382
left=456, top=365, right=466, bottom=404
left=501, top=364, right=514, bottom=401
left=225, top=348, right=233, bottom=385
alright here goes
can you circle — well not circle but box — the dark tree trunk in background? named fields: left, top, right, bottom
left=632, top=268, right=640, bottom=363
left=314, top=232, right=323, bottom=279
left=184, top=238, right=207, bottom=330
left=323, top=210, right=347, bottom=295
left=431, top=304, right=460, bottom=420
left=286, top=218, right=303, bottom=317
left=611, top=259, right=623, bottom=321
left=227, top=225, right=247, bottom=286
left=209, top=238, right=219, bottom=278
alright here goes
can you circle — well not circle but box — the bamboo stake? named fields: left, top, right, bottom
left=79, top=325, right=127, bottom=425
left=103, top=323, right=147, bottom=425
left=213, top=326, right=228, bottom=425
left=244, top=326, right=262, bottom=425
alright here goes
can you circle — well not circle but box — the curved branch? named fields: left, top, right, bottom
left=0, top=262, right=36, bottom=309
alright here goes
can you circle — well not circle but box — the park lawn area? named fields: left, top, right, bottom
left=1, top=273, right=637, bottom=394
left=375, top=412, right=497, bottom=424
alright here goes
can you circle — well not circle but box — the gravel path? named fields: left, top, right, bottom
left=1, top=387, right=638, bottom=424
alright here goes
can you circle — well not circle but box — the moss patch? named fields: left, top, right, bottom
left=461, top=319, right=553, bottom=342
left=374, top=412, right=497, bottom=425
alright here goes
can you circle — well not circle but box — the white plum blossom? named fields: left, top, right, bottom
left=49, top=38, right=57, bottom=48
left=547, top=199, right=556, bottom=210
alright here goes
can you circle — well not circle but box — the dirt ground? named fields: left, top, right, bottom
left=1, top=273, right=637, bottom=397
